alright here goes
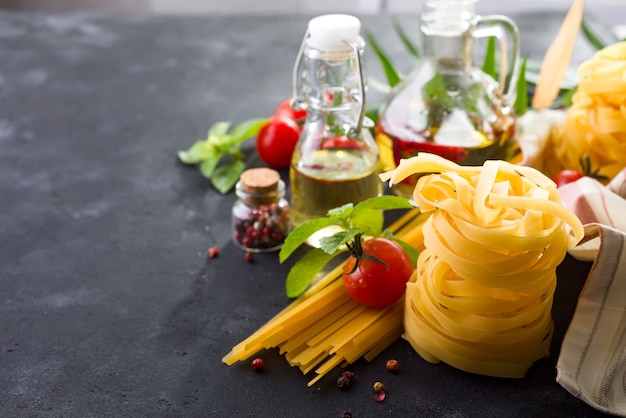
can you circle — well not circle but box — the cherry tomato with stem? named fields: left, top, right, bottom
left=342, top=237, right=414, bottom=308
left=256, top=116, right=301, bottom=169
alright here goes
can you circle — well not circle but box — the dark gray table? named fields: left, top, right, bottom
left=0, top=9, right=615, bottom=418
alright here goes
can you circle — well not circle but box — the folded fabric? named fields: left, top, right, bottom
left=555, top=168, right=626, bottom=416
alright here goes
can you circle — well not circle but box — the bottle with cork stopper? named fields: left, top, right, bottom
left=232, top=167, right=290, bottom=252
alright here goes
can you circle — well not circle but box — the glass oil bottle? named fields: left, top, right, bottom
left=289, top=14, right=381, bottom=228
left=377, top=0, right=521, bottom=198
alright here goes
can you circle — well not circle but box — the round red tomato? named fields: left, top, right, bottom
left=553, top=169, right=584, bottom=187
left=256, top=116, right=301, bottom=169
left=274, top=99, right=306, bottom=123
left=342, top=238, right=414, bottom=308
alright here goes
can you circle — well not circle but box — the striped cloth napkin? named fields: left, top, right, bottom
left=554, top=169, right=626, bottom=415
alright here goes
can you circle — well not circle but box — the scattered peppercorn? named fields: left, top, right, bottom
left=385, top=359, right=399, bottom=373
left=373, top=381, right=385, bottom=392
left=336, top=370, right=356, bottom=390
left=244, top=252, right=254, bottom=263
left=374, top=390, right=386, bottom=402
left=208, top=246, right=219, bottom=258
left=251, top=357, right=264, bottom=372
left=341, top=411, right=353, bottom=418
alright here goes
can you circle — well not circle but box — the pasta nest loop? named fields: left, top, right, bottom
left=380, top=153, right=584, bottom=378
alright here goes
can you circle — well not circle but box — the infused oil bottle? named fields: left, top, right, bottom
left=289, top=14, right=381, bottom=228
left=377, top=0, right=522, bottom=198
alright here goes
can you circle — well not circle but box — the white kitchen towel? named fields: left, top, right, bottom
left=556, top=169, right=626, bottom=416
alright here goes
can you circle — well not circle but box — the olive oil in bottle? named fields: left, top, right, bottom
left=288, top=14, right=381, bottom=228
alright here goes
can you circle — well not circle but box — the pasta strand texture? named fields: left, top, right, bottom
left=381, top=153, right=583, bottom=378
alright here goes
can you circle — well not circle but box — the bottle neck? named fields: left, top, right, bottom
left=421, top=0, right=476, bottom=71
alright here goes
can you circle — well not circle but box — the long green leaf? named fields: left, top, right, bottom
left=514, top=56, right=528, bottom=117
left=580, top=20, right=607, bottom=51
left=229, top=118, right=269, bottom=143
left=177, top=140, right=215, bottom=165
left=482, top=36, right=497, bottom=79
left=392, top=19, right=420, bottom=59
left=279, top=218, right=339, bottom=262
left=364, top=28, right=402, bottom=88
left=210, top=159, right=245, bottom=194
left=285, top=248, right=338, bottom=298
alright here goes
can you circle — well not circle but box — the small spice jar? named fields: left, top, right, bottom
left=232, top=168, right=290, bottom=252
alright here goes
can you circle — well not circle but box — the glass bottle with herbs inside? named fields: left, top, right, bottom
left=289, top=14, right=381, bottom=228
left=376, top=0, right=521, bottom=198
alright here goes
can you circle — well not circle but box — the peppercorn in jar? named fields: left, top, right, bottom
left=232, top=168, right=290, bottom=252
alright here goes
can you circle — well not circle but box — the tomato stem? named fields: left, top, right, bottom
left=345, top=233, right=390, bottom=275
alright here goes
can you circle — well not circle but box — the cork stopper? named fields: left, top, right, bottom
left=238, top=168, right=283, bottom=206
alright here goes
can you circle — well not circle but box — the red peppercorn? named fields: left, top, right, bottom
left=374, top=390, right=386, bottom=402
left=385, top=359, right=399, bottom=373
left=245, top=252, right=254, bottom=263
left=251, top=357, right=264, bottom=372
left=337, top=370, right=356, bottom=390
left=208, top=246, right=219, bottom=258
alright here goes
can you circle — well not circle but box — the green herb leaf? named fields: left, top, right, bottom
left=580, top=20, right=607, bottom=51
left=211, top=158, right=245, bottom=194
left=178, top=140, right=215, bottom=165
left=393, top=19, right=420, bottom=59
left=208, top=121, right=231, bottom=138
left=514, top=56, right=528, bottom=117
left=285, top=248, right=339, bottom=298
left=229, top=118, right=269, bottom=143
left=178, top=118, right=268, bottom=194
left=482, top=36, right=497, bottom=79
left=279, top=218, right=339, bottom=262
left=319, top=228, right=360, bottom=255
left=349, top=208, right=384, bottom=237
left=328, top=203, right=353, bottom=219
left=352, top=195, right=413, bottom=212
left=197, top=153, right=220, bottom=179
left=364, top=28, right=402, bottom=88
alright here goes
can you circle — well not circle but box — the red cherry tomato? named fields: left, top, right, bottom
left=274, top=99, right=306, bottom=123
left=553, top=169, right=584, bottom=187
left=342, top=238, right=414, bottom=308
left=256, top=116, right=301, bottom=169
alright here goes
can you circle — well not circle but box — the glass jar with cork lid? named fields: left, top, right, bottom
left=232, top=168, right=290, bottom=252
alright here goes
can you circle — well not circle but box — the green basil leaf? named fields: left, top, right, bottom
left=229, top=118, right=269, bottom=143
left=482, top=36, right=497, bottom=79
left=319, top=229, right=359, bottom=255
left=328, top=203, right=353, bottom=219
left=580, top=20, right=607, bottom=51
left=208, top=121, right=231, bottom=139
left=514, top=56, right=528, bottom=117
left=393, top=19, right=420, bottom=59
left=285, top=248, right=338, bottom=298
left=349, top=208, right=384, bottom=237
left=352, top=195, right=414, bottom=213
left=279, top=218, right=339, bottom=262
left=199, top=154, right=221, bottom=179
left=364, top=28, right=402, bottom=88
left=177, top=140, right=215, bottom=165
left=382, top=229, right=420, bottom=267
left=210, top=159, right=245, bottom=194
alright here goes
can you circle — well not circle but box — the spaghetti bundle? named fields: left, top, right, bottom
left=380, top=153, right=584, bottom=378
left=547, top=41, right=626, bottom=180
left=223, top=209, right=429, bottom=386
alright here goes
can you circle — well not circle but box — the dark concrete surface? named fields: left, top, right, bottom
left=0, top=10, right=615, bottom=418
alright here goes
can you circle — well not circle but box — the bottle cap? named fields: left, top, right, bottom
left=306, top=14, right=361, bottom=51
